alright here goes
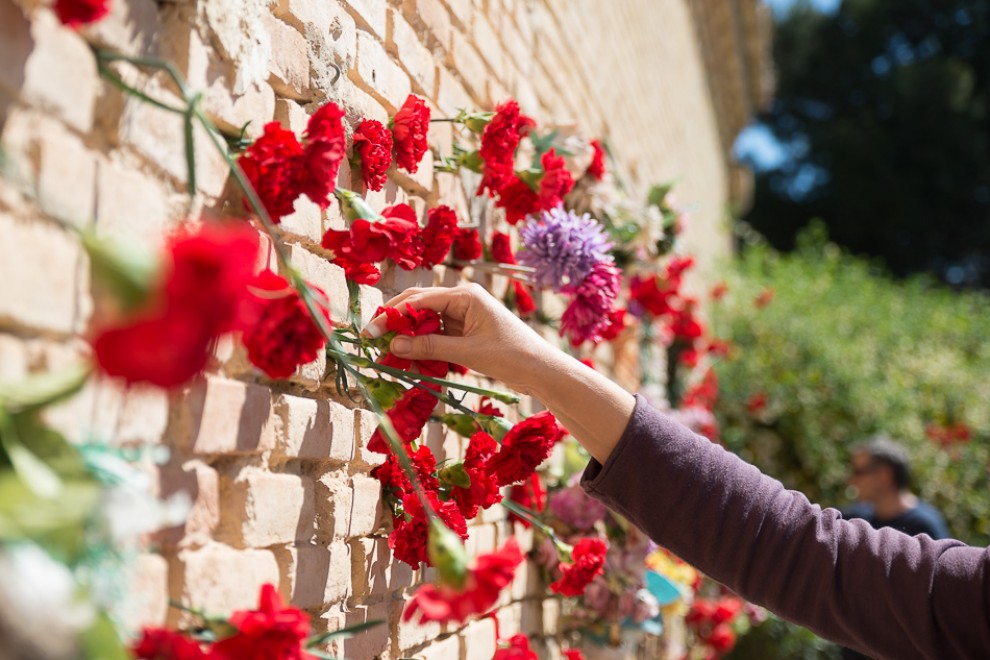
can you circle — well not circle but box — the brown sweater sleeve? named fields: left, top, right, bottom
left=581, top=395, right=990, bottom=659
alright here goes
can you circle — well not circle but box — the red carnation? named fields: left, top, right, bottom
left=598, top=307, right=627, bottom=342
left=495, top=176, right=540, bottom=225
left=373, top=444, right=440, bottom=502
left=493, top=634, right=538, bottom=660
left=381, top=203, right=423, bottom=270
left=669, top=302, right=704, bottom=342
left=550, top=537, right=608, bottom=597
left=298, top=102, right=346, bottom=209
left=507, top=472, right=546, bottom=528
left=375, top=305, right=448, bottom=378
left=239, top=122, right=304, bottom=223
left=452, top=228, right=483, bottom=261
left=392, top=94, right=431, bottom=173
left=450, top=431, right=502, bottom=519
left=420, top=205, right=459, bottom=269
left=353, top=118, right=393, bottom=191
left=489, top=410, right=566, bottom=485
left=390, top=490, right=467, bottom=569
left=54, top=0, right=111, bottom=28
left=587, top=138, right=606, bottom=180
left=367, top=385, right=440, bottom=453
left=241, top=270, right=329, bottom=379
left=537, top=148, right=574, bottom=211
left=93, top=223, right=259, bottom=388
left=403, top=538, right=523, bottom=624
left=563, top=650, right=586, bottom=660
left=707, top=623, right=737, bottom=653
left=478, top=99, right=534, bottom=196
left=211, top=584, right=312, bottom=660
left=132, top=628, right=208, bottom=660
left=629, top=274, right=677, bottom=317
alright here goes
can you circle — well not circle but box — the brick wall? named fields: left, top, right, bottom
left=0, top=0, right=765, bottom=658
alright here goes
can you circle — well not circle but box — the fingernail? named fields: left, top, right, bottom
left=364, top=323, right=383, bottom=339
left=391, top=336, right=412, bottom=355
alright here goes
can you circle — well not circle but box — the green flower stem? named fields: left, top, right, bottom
left=500, top=498, right=572, bottom=555
left=96, top=64, right=186, bottom=115
left=344, top=355, right=519, bottom=405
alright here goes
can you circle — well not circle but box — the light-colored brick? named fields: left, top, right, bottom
left=0, top=212, right=80, bottom=334
left=349, top=472, right=384, bottom=537
left=459, top=617, right=497, bottom=660
left=351, top=30, right=412, bottom=114
left=169, top=543, right=280, bottom=618
left=275, top=394, right=355, bottom=462
left=121, top=553, right=169, bottom=632
left=353, top=408, right=386, bottom=468
left=157, top=459, right=221, bottom=548
left=465, top=523, right=497, bottom=558
left=179, top=377, right=277, bottom=455
left=447, top=29, right=489, bottom=103
left=276, top=541, right=351, bottom=608
left=96, top=157, right=170, bottom=242
left=471, top=14, right=504, bottom=75
left=357, top=283, right=384, bottom=327
left=287, top=241, right=350, bottom=324
left=388, top=153, right=435, bottom=199
left=340, top=0, right=387, bottom=40
left=218, top=467, right=315, bottom=547
left=510, top=555, right=541, bottom=600
left=86, top=0, right=161, bottom=54
left=394, top=598, right=442, bottom=652
left=275, top=97, right=310, bottom=133
left=443, top=0, right=475, bottom=31
left=22, top=11, right=98, bottom=132
left=315, top=468, right=352, bottom=540
left=349, top=536, right=414, bottom=600
left=435, top=66, right=472, bottom=118
left=278, top=194, right=323, bottom=244
left=387, top=8, right=437, bottom=98
left=402, top=0, right=452, bottom=52
left=265, top=13, right=313, bottom=101
left=417, top=633, right=460, bottom=660
left=340, top=603, right=391, bottom=659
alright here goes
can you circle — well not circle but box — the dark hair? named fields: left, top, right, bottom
left=853, top=434, right=912, bottom=490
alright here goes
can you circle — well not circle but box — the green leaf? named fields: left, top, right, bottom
left=439, top=413, right=478, bottom=438
left=0, top=363, right=91, bottom=414
left=305, top=619, right=386, bottom=648
left=438, top=462, right=471, bottom=489
left=79, top=611, right=129, bottom=660
left=0, top=418, right=62, bottom=497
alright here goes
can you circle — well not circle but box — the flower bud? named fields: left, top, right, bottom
left=438, top=462, right=471, bottom=489
left=480, top=415, right=514, bottom=443
left=336, top=188, right=384, bottom=222
left=427, top=518, right=469, bottom=589
left=439, top=413, right=478, bottom=438
left=82, top=230, right=159, bottom=313
left=359, top=375, right=404, bottom=409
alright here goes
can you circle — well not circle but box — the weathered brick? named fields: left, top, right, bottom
left=542, top=597, right=560, bottom=635
left=339, top=603, right=391, bottom=660
left=352, top=408, right=385, bottom=468
left=357, top=283, right=385, bottom=326
left=387, top=8, right=437, bottom=98
left=96, top=157, right=170, bottom=242
left=287, top=241, right=350, bottom=323
left=416, top=633, right=460, bottom=660
left=494, top=602, right=523, bottom=639
left=169, top=543, right=280, bottom=618
left=349, top=536, right=414, bottom=600
left=471, top=13, right=504, bottom=75
left=340, top=0, right=387, bottom=40
left=179, top=377, right=277, bottom=455
left=351, top=30, right=412, bottom=114
left=121, top=553, right=169, bottom=631
left=402, top=0, right=451, bottom=52
left=349, top=472, right=384, bottom=537
left=394, top=598, right=442, bottom=652
left=158, top=459, right=221, bottom=548
left=388, top=153, right=435, bottom=199
left=0, top=2, right=32, bottom=99
left=265, top=13, right=313, bottom=101
left=278, top=194, right=323, bottom=244
left=114, top=384, right=171, bottom=445
left=447, top=29, right=489, bottom=103
left=0, top=212, right=80, bottom=334
left=459, top=617, right=497, bottom=660
left=274, top=97, right=310, bottom=133
left=0, top=335, right=27, bottom=380
left=510, top=555, right=541, bottom=600
left=276, top=541, right=351, bottom=608
left=435, top=66, right=472, bottom=118
left=86, top=0, right=161, bottom=53
left=315, top=468, right=352, bottom=539
left=275, top=394, right=355, bottom=462
left=443, top=0, right=475, bottom=31
left=219, top=467, right=316, bottom=547
left=22, top=11, right=98, bottom=133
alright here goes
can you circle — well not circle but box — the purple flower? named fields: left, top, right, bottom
left=560, top=263, right=622, bottom=347
left=518, top=205, right=613, bottom=292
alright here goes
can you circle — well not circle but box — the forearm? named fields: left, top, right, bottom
left=519, top=343, right=635, bottom=465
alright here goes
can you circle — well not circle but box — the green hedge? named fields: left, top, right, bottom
left=712, top=223, right=990, bottom=546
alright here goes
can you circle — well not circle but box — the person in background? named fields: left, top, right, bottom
left=365, top=284, right=990, bottom=659
left=845, top=435, right=950, bottom=540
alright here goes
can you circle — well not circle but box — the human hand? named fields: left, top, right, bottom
left=363, top=283, right=551, bottom=394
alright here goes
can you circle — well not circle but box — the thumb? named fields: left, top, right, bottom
left=390, top=333, right=467, bottom=364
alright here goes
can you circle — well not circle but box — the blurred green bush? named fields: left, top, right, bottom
left=714, top=222, right=990, bottom=545
left=714, top=223, right=990, bottom=658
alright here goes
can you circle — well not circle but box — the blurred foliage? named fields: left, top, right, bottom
left=744, top=0, right=990, bottom=286
left=713, top=223, right=990, bottom=546
left=714, top=223, right=990, bottom=656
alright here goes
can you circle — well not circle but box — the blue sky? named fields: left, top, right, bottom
left=763, top=0, right=840, bottom=17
